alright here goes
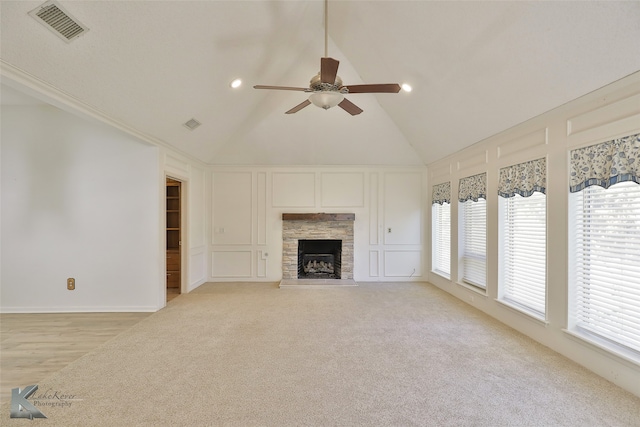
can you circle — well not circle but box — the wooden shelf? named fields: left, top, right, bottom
left=282, top=213, right=355, bottom=221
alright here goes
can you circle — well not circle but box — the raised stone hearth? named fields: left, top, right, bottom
left=282, top=213, right=354, bottom=281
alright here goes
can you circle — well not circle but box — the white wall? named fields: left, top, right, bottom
left=427, top=72, right=640, bottom=396
left=1, top=105, right=161, bottom=312
left=209, top=167, right=426, bottom=282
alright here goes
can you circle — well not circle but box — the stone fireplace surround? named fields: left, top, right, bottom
left=282, top=213, right=354, bottom=280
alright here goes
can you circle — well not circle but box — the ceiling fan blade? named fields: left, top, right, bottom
left=285, top=99, right=312, bottom=114
left=320, top=57, right=340, bottom=84
left=254, top=85, right=308, bottom=91
left=338, top=98, right=363, bottom=116
left=341, top=83, right=402, bottom=94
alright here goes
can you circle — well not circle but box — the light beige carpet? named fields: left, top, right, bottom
left=2, top=282, right=639, bottom=426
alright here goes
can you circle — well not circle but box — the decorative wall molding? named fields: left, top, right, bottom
left=1, top=60, right=208, bottom=168
left=430, top=163, right=452, bottom=181
left=457, top=149, right=488, bottom=171
left=384, top=250, right=422, bottom=277
left=497, top=128, right=548, bottom=160
left=369, top=250, right=380, bottom=277
left=272, top=172, right=315, bottom=207
left=369, top=173, right=379, bottom=245
left=320, top=172, right=365, bottom=207
left=212, top=171, right=253, bottom=245
left=567, top=92, right=640, bottom=137
left=189, top=250, right=206, bottom=286
left=211, top=250, right=252, bottom=277
left=257, top=172, right=267, bottom=245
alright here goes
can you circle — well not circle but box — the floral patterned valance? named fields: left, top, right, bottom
left=432, top=182, right=451, bottom=205
left=498, top=158, right=546, bottom=198
left=570, top=133, right=640, bottom=193
left=459, top=173, right=486, bottom=202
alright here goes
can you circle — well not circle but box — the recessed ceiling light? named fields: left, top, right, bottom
left=401, top=83, right=412, bottom=92
left=230, top=79, right=242, bottom=89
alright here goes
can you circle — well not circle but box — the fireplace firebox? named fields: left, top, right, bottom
left=298, top=239, right=342, bottom=279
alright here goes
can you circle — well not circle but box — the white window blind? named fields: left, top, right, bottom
left=461, top=198, right=486, bottom=288
left=432, top=202, right=451, bottom=277
left=501, top=192, right=546, bottom=316
left=573, top=181, right=640, bottom=354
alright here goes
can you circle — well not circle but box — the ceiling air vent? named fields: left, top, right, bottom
left=29, top=0, right=88, bottom=43
left=183, top=119, right=201, bottom=131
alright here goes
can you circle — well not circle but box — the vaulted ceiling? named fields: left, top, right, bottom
left=2, top=1, right=639, bottom=166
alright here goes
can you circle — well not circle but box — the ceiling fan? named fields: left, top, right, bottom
left=253, top=0, right=401, bottom=115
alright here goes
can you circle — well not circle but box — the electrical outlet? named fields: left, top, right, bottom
left=67, top=278, right=75, bottom=290
left=387, top=228, right=392, bottom=233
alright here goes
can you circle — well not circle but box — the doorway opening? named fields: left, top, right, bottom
left=166, top=178, right=181, bottom=302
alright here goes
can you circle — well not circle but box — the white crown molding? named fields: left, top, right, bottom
left=1, top=60, right=208, bottom=169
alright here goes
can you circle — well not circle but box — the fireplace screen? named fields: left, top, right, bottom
left=298, top=239, right=342, bottom=279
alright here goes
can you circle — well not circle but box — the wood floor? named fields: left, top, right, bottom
left=0, top=312, right=151, bottom=403
left=167, top=287, right=180, bottom=302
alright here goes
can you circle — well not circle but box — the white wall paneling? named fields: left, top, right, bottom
left=497, top=127, right=548, bottom=162
left=383, top=172, right=422, bottom=245
left=567, top=91, right=640, bottom=138
left=189, top=249, right=207, bottom=289
left=430, top=162, right=452, bottom=182
left=272, top=172, right=315, bottom=207
left=189, top=166, right=207, bottom=249
left=456, top=148, right=488, bottom=172
left=369, top=251, right=380, bottom=277
left=257, top=250, right=268, bottom=278
left=369, top=173, right=379, bottom=245
left=384, top=250, right=422, bottom=277
left=212, top=172, right=252, bottom=245
left=208, top=167, right=426, bottom=282
left=320, top=172, right=365, bottom=207
left=211, top=251, right=252, bottom=278
left=257, top=172, right=267, bottom=245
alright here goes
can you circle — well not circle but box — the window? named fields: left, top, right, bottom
left=432, top=202, right=451, bottom=277
left=500, top=193, right=546, bottom=316
left=432, top=182, right=451, bottom=278
left=569, top=133, right=640, bottom=355
left=498, top=158, right=547, bottom=317
left=460, top=198, right=486, bottom=288
left=459, top=173, right=487, bottom=289
left=571, top=181, right=640, bottom=353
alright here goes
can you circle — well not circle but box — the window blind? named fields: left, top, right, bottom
left=432, top=202, right=451, bottom=277
left=461, top=198, right=486, bottom=288
left=573, top=181, right=640, bottom=353
left=501, top=192, right=546, bottom=316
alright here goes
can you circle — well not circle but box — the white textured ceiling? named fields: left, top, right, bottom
left=2, top=1, right=639, bottom=166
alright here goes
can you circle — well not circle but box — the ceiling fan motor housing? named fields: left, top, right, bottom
left=310, top=74, right=346, bottom=93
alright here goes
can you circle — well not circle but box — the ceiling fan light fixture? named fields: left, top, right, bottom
left=402, top=83, right=412, bottom=92
left=309, top=91, right=344, bottom=110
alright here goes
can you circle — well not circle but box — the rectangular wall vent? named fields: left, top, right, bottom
left=29, top=0, right=88, bottom=43
left=183, top=118, right=202, bottom=131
